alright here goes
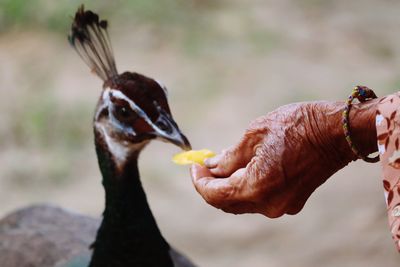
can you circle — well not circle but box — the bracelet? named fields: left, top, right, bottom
left=342, top=85, right=379, bottom=163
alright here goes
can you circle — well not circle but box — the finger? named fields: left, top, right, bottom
left=209, top=128, right=267, bottom=177
left=221, top=197, right=286, bottom=218
left=284, top=181, right=316, bottom=215
left=191, top=164, right=250, bottom=209
left=220, top=201, right=259, bottom=215
left=204, top=152, right=223, bottom=169
left=285, top=201, right=306, bottom=215
left=190, top=163, right=213, bottom=182
left=207, top=143, right=254, bottom=178
left=257, top=199, right=286, bottom=218
left=258, top=189, right=306, bottom=217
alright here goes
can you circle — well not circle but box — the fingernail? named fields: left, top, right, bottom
left=204, top=158, right=212, bottom=167
left=205, top=155, right=220, bottom=168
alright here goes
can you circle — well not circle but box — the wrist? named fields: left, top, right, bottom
left=315, top=99, right=379, bottom=165
left=347, top=98, right=379, bottom=157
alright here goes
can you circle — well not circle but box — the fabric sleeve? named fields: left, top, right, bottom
left=376, top=93, right=400, bottom=252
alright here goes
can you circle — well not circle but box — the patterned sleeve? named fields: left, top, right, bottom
left=376, top=93, right=400, bottom=252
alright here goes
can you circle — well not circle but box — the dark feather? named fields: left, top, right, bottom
left=68, top=5, right=118, bottom=81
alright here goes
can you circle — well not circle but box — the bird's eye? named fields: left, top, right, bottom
left=114, top=105, right=135, bottom=120
left=157, top=120, right=172, bottom=134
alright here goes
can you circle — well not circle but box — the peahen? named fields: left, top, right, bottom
left=0, top=6, right=197, bottom=267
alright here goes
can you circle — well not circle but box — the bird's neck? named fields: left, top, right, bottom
left=89, top=135, right=174, bottom=267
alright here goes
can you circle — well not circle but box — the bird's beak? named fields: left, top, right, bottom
left=164, top=131, right=192, bottom=151
left=152, top=113, right=192, bottom=151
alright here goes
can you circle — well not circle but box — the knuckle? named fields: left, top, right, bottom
left=247, top=116, right=266, bottom=130
left=286, top=206, right=302, bottom=215
left=221, top=206, right=241, bottom=215
left=259, top=197, right=288, bottom=218
left=263, top=208, right=285, bottom=218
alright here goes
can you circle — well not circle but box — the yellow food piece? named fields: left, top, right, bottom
left=172, top=149, right=216, bottom=166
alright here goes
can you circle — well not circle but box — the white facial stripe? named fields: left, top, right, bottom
left=95, top=122, right=148, bottom=169
left=98, top=89, right=184, bottom=149
left=97, top=123, right=129, bottom=165
left=99, top=89, right=137, bottom=135
left=103, top=89, right=173, bottom=139
left=107, top=89, right=151, bottom=124
left=95, top=102, right=108, bottom=121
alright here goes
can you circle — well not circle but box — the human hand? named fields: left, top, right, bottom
left=191, top=100, right=378, bottom=217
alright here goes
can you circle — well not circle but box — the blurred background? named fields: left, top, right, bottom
left=0, top=0, right=399, bottom=266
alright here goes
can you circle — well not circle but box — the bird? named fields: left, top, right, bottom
left=0, top=5, right=196, bottom=267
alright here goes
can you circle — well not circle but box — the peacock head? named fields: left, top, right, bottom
left=68, top=5, right=190, bottom=168
left=94, top=72, right=191, bottom=166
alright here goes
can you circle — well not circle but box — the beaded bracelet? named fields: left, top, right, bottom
left=342, top=85, right=379, bottom=163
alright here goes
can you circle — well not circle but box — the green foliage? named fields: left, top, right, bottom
left=124, top=0, right=205, bottom=26
left=0, top=0, right=220, bottom=33
left=0, top=0, right=32, bottom=27
left=0, top=0, right=278, bottom=58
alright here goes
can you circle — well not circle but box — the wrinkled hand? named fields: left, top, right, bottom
left=191, top=100, right=378, bottom=218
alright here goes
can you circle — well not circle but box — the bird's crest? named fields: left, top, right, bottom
left=68, top=5, right=118, bottom=81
